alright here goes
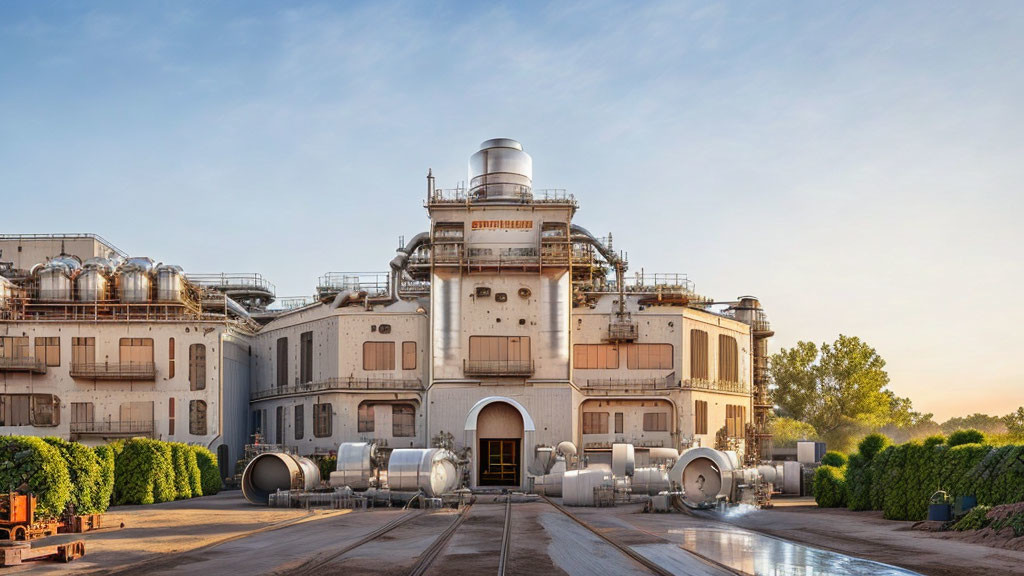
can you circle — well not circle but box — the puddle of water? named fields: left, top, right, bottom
left=669, top=527, right=922, bottom=576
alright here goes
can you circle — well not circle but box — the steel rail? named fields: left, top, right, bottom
left=407, top=500, right=475, bottom=576
left=497, top=494, right=513, bottom=576
left=285, top=510, right=425, bottom=576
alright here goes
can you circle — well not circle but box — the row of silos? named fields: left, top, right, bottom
left=30, top=255, right=187, bottom=303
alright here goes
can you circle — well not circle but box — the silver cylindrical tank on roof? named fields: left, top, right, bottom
left=468, top=138, right=533, bottom=201
left=631, top=466, right=671, bottom=496
left=387, top=448, right=458, bottom=497
left=155, top=264, right=185, bottom=302
left=562, top=466, right=613, bottom=506
left=331, top=442, right=376, bottom=490
left=76, top=257, right=113, bottom=301
left=118, top=257, right=154, bottom=303
left=36, top=256, right=80, bottom=301
left=241, top=452, right=321, bottom=505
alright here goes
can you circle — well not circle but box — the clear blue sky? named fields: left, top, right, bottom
left=2, top=1, right=1022, bottom=420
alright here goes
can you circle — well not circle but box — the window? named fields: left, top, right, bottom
left=71, top=402, right=94, bottom=426
left=72, top=337, right=95, bottom=365
left=0, top=394, right=61, bottom=426
left=275, top=406, right=284, bottom=444
left=378, top=324, right=391, bottom=334
left=119, top=338, right=154, bottom=365
left=252, top=409, right=267, bottom=438
left=614, top=412, right=624, bottom=434
left=625, top=343, right=673, bottom=369
left=718, top=335, right=739, bottom=383
left=726, top=404, right=746, bottom=438
left=313, top=403, right=333, bottom=437
left=300, top=331, right=313, bottom=383
left=120, top=401, right=153, bottom=428
left=643, top=412, right=669, bottom=432
left=294, top=405, right=304, bottom=440
left=276, top=337, right=288, bottom=387
left=393, top=404, right=415, bottom=437
left=189, top=344, right=206, bottom=391
left=694, top=400, right=708, bottom=435
left=358, top=403, right=375, bottom=433
left=35, top=337, right=60, bottom=367
left=402, top=341, right=417, bottom=370
left=168, top=398, right=175, bottom=435
left=190, top=400, right=208, bottom=435
left=582, top=412, right=609, bottom=434
left=573, top=344, right=620, bottom=369
left=468, top=336, right=531, bottom=362
left=495, top=292, right=507, bottom=302
left=363, top=342, right=395, bottom=370
left=168, top=338, right=175, bottom=378
left=690, top=330, right=708, bottom=380
left=0, top=336, right=29, bottom=359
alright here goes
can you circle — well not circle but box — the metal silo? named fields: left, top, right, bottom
left=118, top=257, right=154, bottom=303
left=35, top=255, right=81, bottom=301
left=76, top=257, right=113, bottom=301
left=468, top=138, right=533, bottom=201
left=155, top=264, right=185, bottom=302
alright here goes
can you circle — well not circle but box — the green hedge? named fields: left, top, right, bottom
left=94, top=444, right=116, bottom=511
left=845, top=439, right=1024, bottom=520
left=0, top=436, right=73, bottom=518
left=948, top=429, right=985, bottom=447
left=814, top=465, right=847, bottom=508
left=190, top=445, right=221, bottom=496
left=114, top=438, right=176, bottom=505
left=44, top=437, right=105, bottom=514
left=182, top=446, right=203, bottom=497
left=169, top=443, right=193, bottom=500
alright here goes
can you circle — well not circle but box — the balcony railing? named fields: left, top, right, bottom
left=463, top=359, right=534, bottom=377
left=681, top=379, right=748, bottom=394
left=70, top=362, right=157, bottom=381
left=251, top=377, right=424, bottom=401
left=0, top=357, right=47, bottom=374
left=70, top=420, right=154, bottom=437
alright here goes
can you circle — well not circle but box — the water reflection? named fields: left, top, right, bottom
left=670, top=527, right=921, bottom=576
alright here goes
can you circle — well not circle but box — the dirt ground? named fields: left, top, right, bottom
left=12, top=492, right=1024, bottom=575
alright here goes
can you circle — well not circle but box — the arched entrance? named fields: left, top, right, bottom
left=464, top=396, right=536, bottom=489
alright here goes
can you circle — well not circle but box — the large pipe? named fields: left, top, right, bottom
left=570, top=224, right=622, bottom=268
left=370, top=231, right=430, bottom=305
left=331, top=289, right=368, bottom=309
left=241, top=452, right=321, bottom=505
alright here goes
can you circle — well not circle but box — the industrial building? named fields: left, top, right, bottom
left=0, top=139, right=772, bottom=490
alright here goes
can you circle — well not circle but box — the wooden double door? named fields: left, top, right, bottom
left=479, top=438, right=520, bottom=487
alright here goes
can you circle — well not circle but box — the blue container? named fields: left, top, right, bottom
left=928, top=503, right=952, bottom=522
left=955, top=495, right=978, bottom=516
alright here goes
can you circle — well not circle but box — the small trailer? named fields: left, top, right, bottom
left=0, top=541, right=86, bottom=566
left=0, top=493, right=102, bottom=541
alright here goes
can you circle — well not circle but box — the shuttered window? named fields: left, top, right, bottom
left=718, top=335, right=739, bottom=383
left=189, top=344, right=206, bottom=391
left=625, top=343, right=673, bottom=369
left=294, top=405, right=304, bottom=440
left=690, top=329, right=708, bottom=380
left=168, top=338, right=175, bottom=378
left=694, top=400, right=708, bottom=435
left=643, top=412, right=669, bottom=432
left=276, top=337, right=288, bottom=387
left=300, top=331, right=313, bottom=383
left=614, top=412, right=624, bottom=434
left=582, top=412, right=609, bottom=434
left=573, top=344, right=620, bottom=369
left=168, top=398, right=175, bottom=436
left=363, top=342, right=395, bottom=370
left=358, top=403, right=375, bottom=433
left=0, top=337, right=29, bottom=359
left=190, top=400, right=207, bottom=435
left=313, top=403, right=332, bottom=437
left=35, top=337, right=60, bottom=367
left=119, top=338, right=154, bottom=365
left=726, top=404, right=746, bottom=438
left=402, top=341, right=417, bottom=370
left=72, top=337, right=95, bottom=364
left=392, top=404, right=415, bottom=437
left=72, top=402, right=94, bottom=426
left=0, top=394, right=62, bottom=426
left=275, top=406, right=284, bottom=444
left=468, top=336, right=531, bottom=362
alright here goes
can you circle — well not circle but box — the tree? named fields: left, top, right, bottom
left=940, top=413, right=1007, bottom=436
left=1001, top=407, right=1024, bottom=436
left=771, top=335, right=908, bottom=440
left=769, top=417, right=819, bottom=448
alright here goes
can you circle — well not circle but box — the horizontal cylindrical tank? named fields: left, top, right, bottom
left=562, top=466, right=613, bottom=506
left=387, top=448, right=458, bottom=497
left=331, top=442, right=376, bottom=490
left=241, top=452, right=321, bottom=505
left=556, top=441, right=577, bottom=457
left=76, top=258, right=113, bottom=301
left=670, top=447, right=740, bottom=509
left=36, top=256, right=80, bottom=301
left=118, top=257, right=154, bottom=303
left=647, top=448, right=680, bottom=462
left=155, top=264, right=185, bottom=302
left=631, top=466, right=671, bottom=496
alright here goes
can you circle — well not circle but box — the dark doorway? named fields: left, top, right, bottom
left=479, top=438, right=520, bottom=486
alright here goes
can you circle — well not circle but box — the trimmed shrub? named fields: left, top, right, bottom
left=858, top=433, right=891, bottom=461
left=948, top=429, right=985, bottom=447
left=114, top=438, right=176, bottom=505
left=814, top=465, right=847, bottom=508
left=190, top=445, right=221, bottom=496
left=845, top=453, right=871, bottom=511
left=182, top=446, right=203, bottom=497
left=923, top=435, right=946, bottom=448
left=94, top=444, right=116, bottom=511
left=44, top=437, right=104, bottom=514
left=318, top=456, right=337, bottom=483
left=0, top=436, right=72, bottom=518
left=169, top=444, right=192, bottom=500
left=821, top=451, right=848, bottom=468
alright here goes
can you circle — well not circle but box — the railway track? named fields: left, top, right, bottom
left=497, top=494, right=513, bottom=576
left=406, top=500, right=475, bottom=576
left=285, top=510, right=425, bottom=576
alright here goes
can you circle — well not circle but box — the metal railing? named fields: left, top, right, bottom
left=317, top=272, right=390, bottom=295
left=187, top=273, right=276, bottom=296
left=70, top=420, right=154, bottom=436
left=251, top=377, right=424, bottom=401
left=464, top=359, right=534, bottom=377
left=0, top=357, right=47, bottom=373
left=70, top=362, right=156, bottom=380
left=583, top=378, right=668, bottom=389
left=427, top=187, right=577, bottom=206
left=680, top=379, right=748, bottom=394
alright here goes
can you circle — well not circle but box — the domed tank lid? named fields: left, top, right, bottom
left=82, top=257, right=114, bottom=273
left=478, top=138, right=523, bottom=151
left=155, top=264, right=184, bottom=274
left=37, top=255, right=82, bottom=275
left=120, top=257, right=155, bottom=273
